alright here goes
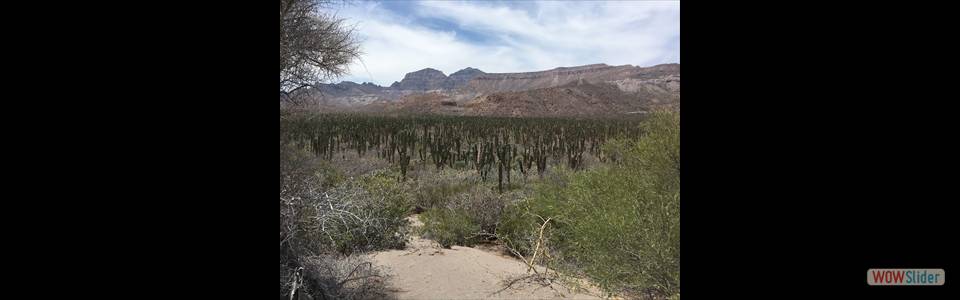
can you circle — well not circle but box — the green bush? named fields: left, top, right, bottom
left=359, top=169, right=413, bottom=209
left=445, top=185, right=505, bottom=234
left=280, top=144, right=344, bottom=194
left=419, top=208, right=481, bottom=248
left=326, top=171, right=412, bottom=254
left=600, top=138, right=630, bottom=165
left=410, top=170, right=474, bottom=210
left=498, top=111, right=680, bottom=297
left=420, top=180, right=531, bottom=247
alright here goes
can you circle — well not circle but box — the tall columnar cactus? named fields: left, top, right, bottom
left=281, top=113, right=647, bottom=191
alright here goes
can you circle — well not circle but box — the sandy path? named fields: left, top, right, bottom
left=368, top=215, right=603, bottom=300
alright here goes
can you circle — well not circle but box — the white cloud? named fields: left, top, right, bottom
left=334, top=1, right=679, bottom=86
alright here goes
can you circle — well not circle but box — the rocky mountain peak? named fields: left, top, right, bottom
left=446, top=67, right=486, bottom=90
left=391, top=68, right=449, bottom=90
left=451, top=67, right=484, bottom=76
left=408, top=68, right=446, bottom=77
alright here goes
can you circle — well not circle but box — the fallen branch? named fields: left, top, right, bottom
left=527, top=217, right=552, bottom=273
left=289, top=266, right=304, bottom=300
left=491, top=272, right=564, bottom=297
left=341, top=261, right=372, bottom=284
left=493, top=274, right=538, bottom=295
left=337, top=261, right=387, bottom=288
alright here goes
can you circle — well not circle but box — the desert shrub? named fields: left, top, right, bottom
left=280, top=144, right=344, bottom=195
left=496, top=204, right=544, bottom=259
left=422, top=182, right=531, bottom=246
left=318, top=177, right=411, bottom=254
left=281, top=254, right=395, bottom=300
left=328, top=151, right=392, bottom=179
left=600, top=138, right=630, bottom=165
left=358, top=169, right=413, bottom=209
left=280, top=145, right=338, bottom=260
left=419, top=208, right=481, bottom=248
left=409, top=169, right=476, bottom=210
left=281, top=146, right=411, bottom=298
left=281, top=171, right=410, bottom=256
left=415, top=181, right=470, bottom=210
left=445, top=185, right=502, bottom=234
left=498, top=111, right=680, bottom=297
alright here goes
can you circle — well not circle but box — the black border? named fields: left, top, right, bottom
left=681, top=1, right=955, bottom=297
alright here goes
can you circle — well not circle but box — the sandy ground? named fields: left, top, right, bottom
left=368, top=215, right=603, bottom=300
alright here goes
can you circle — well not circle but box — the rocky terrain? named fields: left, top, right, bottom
left=293, top=63, right=679, bottom=117
left=464, top=63, right=677, bottom=93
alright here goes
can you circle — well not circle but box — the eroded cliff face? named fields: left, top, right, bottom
left=464, top=63, right=679, bottom=94
left=463, top=78, right=678, bottom=117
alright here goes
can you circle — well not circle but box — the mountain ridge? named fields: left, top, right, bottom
left=293, top=63, right=679, bottom=117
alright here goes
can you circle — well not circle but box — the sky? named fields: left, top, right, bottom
left=330, top=0, right=680, bottom=86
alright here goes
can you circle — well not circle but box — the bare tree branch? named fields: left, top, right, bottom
left=280, top=0, right=361, bottom=97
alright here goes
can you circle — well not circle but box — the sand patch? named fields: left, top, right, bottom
left=368, top=215, right=603, bottom=299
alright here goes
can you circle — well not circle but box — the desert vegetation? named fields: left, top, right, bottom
left=280, top=143, right=409, bottom=299
left=498, top=111, right=680, bottom=298
left=279, top=1, right=678, bottom=298
left=281, top=113, right=644, bottom=191
left=280, top=110, right=679, bottom=299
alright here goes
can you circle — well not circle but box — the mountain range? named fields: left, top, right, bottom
left=290, top=63, right=679, bottom=117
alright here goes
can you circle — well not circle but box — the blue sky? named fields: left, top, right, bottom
left=332, top=0, right=680, bottom=86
